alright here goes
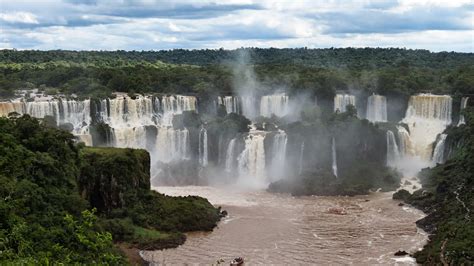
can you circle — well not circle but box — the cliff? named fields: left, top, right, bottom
left=78, top=147, right=222, bottom=258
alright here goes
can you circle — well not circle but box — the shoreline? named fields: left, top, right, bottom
left=141, top=186, right=428, bottom=264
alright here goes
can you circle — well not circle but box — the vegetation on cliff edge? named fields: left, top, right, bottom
left=0, top=115, right=221, bottom=264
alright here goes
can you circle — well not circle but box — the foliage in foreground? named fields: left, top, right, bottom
left=0, top=115, right=123, bottom=263
left=0, top=115, right=221, bottom=263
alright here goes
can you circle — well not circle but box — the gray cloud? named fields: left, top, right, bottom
left=95, top=3, right=263, bottom=19
left=316, top=4, right=472, bottom=34
left=0, top=0, right=472, bottom=52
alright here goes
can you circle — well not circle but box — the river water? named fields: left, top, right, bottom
left=142, top=186, right=427, bottom=265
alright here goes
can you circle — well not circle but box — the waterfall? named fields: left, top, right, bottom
left=298, top=141, right=305, bottom=175
left=113, top=126, right=148, bottom=149
left=458, top=97, right=469, bottom=126
left=59, top=99, right=91, bottom=134
left=396, top=126, right=413, bottom=156
left=218, top=96, right=240, bottom=114
left=155, top=127, right=190, bottom=163
left=386, top=130, right=400, bottom=166
left=237, top=133, right=266, bottom=183
left=0, top=98, right=92, bottom=144
left=58, top=99, right=92, bottom=145
left=225, top=138, right=237, bottom=172
left=161, top=95, right=197, bottom=126
left=270, top=131, right=288, bottom=180
left=260, top=94, right=289, bottom=117
left=199, top=127, right=208, bottom=167
left=402, top=94, right=452, bottom=159
left=334, top=94, right=356, bottom=113
left=332, top=137, right=338, bottom=178
left=103, top=95, right=156, bottom=127
left=26, top=100, right=60, bottom=121
left=432, top=134, right=448, bottom=164
left=366, top=94, right=387, bottom=122
left=0, top=101, right=26, bottom=116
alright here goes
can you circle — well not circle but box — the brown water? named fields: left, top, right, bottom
left=142, top=186, right=427, bottom=265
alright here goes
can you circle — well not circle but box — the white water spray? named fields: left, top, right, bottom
left=260, top=94, right=289, bottom=117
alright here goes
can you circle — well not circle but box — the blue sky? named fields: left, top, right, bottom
left=0, top=0, right=472, bottom=52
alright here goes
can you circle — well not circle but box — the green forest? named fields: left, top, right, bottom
left=1, top=48, right=473, bottom=100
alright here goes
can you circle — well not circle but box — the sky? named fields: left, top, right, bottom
left=0, top=0, right=472, bottom=52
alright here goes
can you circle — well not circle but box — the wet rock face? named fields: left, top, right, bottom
left=392, top=189, right=411, bottom=201
left=394, top=250, right=409, bottom=256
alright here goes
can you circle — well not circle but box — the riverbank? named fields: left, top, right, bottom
left=142, top=186, right=427, bottom=265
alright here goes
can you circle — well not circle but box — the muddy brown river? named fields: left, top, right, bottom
left=142, top=186, right=427, bottom=265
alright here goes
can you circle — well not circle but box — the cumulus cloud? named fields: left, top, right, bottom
left=0, top=0, right=472, bottom=52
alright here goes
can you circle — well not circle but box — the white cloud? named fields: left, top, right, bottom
left=0, top=0, right=472, bottom=52
left=0, top=11, right=39, bottom=24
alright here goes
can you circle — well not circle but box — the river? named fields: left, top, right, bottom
left=142, top=186, right=427, bottom=265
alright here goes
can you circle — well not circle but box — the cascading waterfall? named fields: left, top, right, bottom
left=334, top=94, right=356, bottom=113
left=386, top=130, right=400, bottom=166
left=218, top=96, right=240, bottom=114
left=332, top=137, right=338, bottom=177
left=269, top=131, right=288, bottom=180
left=260, top=94, right=289, bottom=117
left=155, top=127, right=190, bottom=163
left=101, top=95, right=156, bottom=127
left=298, top=141, right=305, bottom=175
left=458, top=97, right=469, bottom=126
left=100, top=95, right=157, bottom=152
left=113, top=126, right=148, bottom=149
left=432, top=134, right=448, bottom=164
left=366, top=94, right=387, bottom=122
left=402, top=94, right=452, bottom=160
left=2, top=91, right=458, bottom=187
left=161, top=95, right=197, bottom=126
left=0, top=99, right=92, bottom=144
left=225, top=138, right=237, bottom=173
left=98, top=94, right=195, bottom=170
left=59, top=99, right=92, bottom=145
left=0, top=101, right=26, bottom=116
left=199, top=127, right=208, bottom=167
left=26, top=100, right=60, bottom=121
left=237, top=132, right=266, bottom=185
left=396, top=126, right=413, bottom=157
